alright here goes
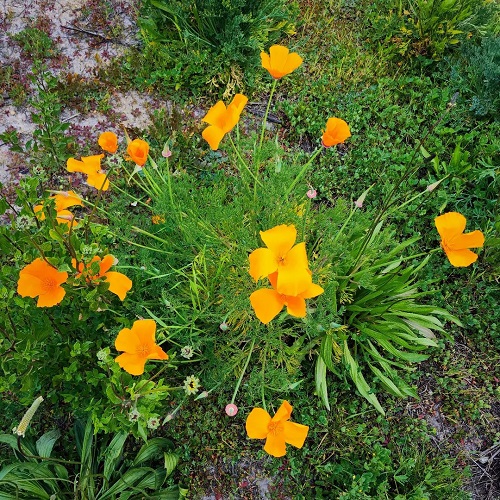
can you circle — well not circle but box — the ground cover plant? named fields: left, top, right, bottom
left=0, top=0, right=499, bottom=498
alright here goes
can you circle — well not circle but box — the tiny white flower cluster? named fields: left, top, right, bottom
left=183, top=375, right=200, bottom=395
left=128, top=408, right=140, bottom=422
left=15, top=214, right=35, bottom=231
left=180, top=345, right=194, bottom=359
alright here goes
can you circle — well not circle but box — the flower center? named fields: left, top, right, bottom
left=41, top=277, right=57, bottom=292
left=137, top=344, right=151, bottom=357
left=268, top=421, right=283, bottom=435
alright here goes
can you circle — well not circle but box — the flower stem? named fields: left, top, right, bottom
left=286, top=147, right=322, bottom=197
left=230, top=339, right=255, bottom=405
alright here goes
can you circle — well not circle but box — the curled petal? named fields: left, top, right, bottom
left=322, top=118, right=351, bottom=147
left=202, top=101, right=227, bottom=127
left=202, top=125, right=225, bottom=151
left=299, top=282, right=324, bottom=300
left=272, top=400, right=293, bottom=423
left=284, top=295, right=307, bottom=318
left=449, top=230, right=484, bottom=251
left=246, top=408, right=271, bottom=439
left=99, top=255, right=116, bottom=275
left=103, top=271, right=132, bottom=301
left=98, top=131, right=118, bottom=153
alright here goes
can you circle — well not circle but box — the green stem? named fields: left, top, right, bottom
left=228, top=135, right=263, bottom=190
left=230, top=339, right=255, bottom=405
left=286, top=147, right=322, bottom=197
left=254, top=78, right=278, bottom=202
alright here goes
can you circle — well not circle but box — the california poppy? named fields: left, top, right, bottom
left=17, top=258, right=68, bottom=307
left=249, top=224, right=311, bottom=296
left=98, top=131, right=118, bottom=154
left=434, top=212, right=484, bottom=267
left=126, top=138, right=149, bottom=167
left=67, top=154, right=109, bottom=191
left=261, top=45, right=303, bottom=79
left=73, top=255, right=132, bottom=300
left=34, top=191, right=83, bottom=228
left=246, top=400, right=309, bottom=457
left=250, top=271, right=323, bottom=324
left=321, top=118, right=351, bottom=147
left=202, top=94, right=248, bottom=150
left=114, top=319, right=168, bottom=375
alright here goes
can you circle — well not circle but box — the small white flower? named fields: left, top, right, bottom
left=147, top=417, right=160, bottom=430
left=183, top=375, right=200, bottom=395
left=96, top=349, right=108, bottom=361
left=15, top=214, right=35, bottom=230
left=128, top=408, right=140, bottom=422
left=180, top=345, right=194, bottom=359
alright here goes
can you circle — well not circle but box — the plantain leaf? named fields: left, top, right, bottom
left=315, top=356, right=330, bottom=411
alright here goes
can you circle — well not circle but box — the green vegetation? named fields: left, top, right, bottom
left=1, top=0, right=498, bottom=498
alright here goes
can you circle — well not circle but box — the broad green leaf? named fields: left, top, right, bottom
left=36, top=429, right=60, bottom=458
left=369, top=363, right=405, bottom=398
left=343, top=341, right=385, bottom=415
left=133, top=438, right=173, bottom=466
left=164, top=452, right=179, bottom=477
left=103, top=432, right=128, bottom=483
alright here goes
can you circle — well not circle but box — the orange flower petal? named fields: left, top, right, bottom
left=262, top=45, right=303, bottom=79
left=115, top=327, right=141, bottom=353
left=299, top=282, right=324, bottom=299
left=448, top=230, right=484, bottom=250
left=272, top=400, right=293, bottom=422
left=147, top=344, right=169, bottom=360
left=246, top=408, right=271, bottom=439
left=126, top=139, right=149, bottom=167
left=284, top=295, right=307, bottom=318
left=249, top=247, right=278, bottom=281
left=131, top=319, right=157, bottom=345
left=276, top=262, right=312, bottom=297
left=202, top=125, right=225, bottom=151
left=202, top=101, right=227, bottom=127
left=53, top=191, right=83, bottom=211
left=264, top=430, right=287, bottom=457
left=443, top=248, right=480, bottom=267
left=55, top=209, right=78, bottom=229
left=322, top=118, right=351, bottom=147
left=103, top=271, right=132, bottom=300
left=86, top=172, right=109, bottom=191
left=99, top=255, right=116, bottom=275
left=36, top=286, right=66, bottom=307
left=17, top=273, right=43, bottom=298
left=250, top=288, right=285, bottom=324
left=98, top=131, right=118, bottom=154
left=229, top=94, right=248, bottom=115
left=434, top=212, right=466, bottom=241
left=283, top=421, right=309, bottom=449
left=260, top=224, right=297, bottom=258
left=115, top=352, right=147, bottom=376
left=260, top=51, right=272, bottom=74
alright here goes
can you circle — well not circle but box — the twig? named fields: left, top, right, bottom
left=61, top=24, right=113, bottom=43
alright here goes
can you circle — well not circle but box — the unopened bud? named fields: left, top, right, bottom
left=306, top=189, right=317, bottom=199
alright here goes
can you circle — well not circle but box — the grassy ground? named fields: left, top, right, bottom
left=0, top=0, right=499, bottom=498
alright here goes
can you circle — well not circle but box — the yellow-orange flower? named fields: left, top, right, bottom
left=73, top=255, right=132, bottom=300
left=322, top=118, right=351, bottom=147
left=249, top=224, right=311, bottom=296
left=126, top=138, right=149, bottom=167
left=261, top=45, right=303, bottom=79
left=151, top=214, right=165, bottom=224
left=98, top=131, right=118, bottom=154
left=67, top=154, right=109, bottom=191
left=114, top=319, right=168, bottom=375
left=17, top=258, right=68, bottom=307
left=434, top=212, right=484, bottom=267
left=201, top=94, right=248, bottom=150
left=34, top=191, right=83, bottom=229
left=250, top=271, right=323, bottom=324
left=246, top=400, right=309, bottom=457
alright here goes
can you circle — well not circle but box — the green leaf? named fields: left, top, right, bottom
left=343, top=340, right=385, bottom=415
left=164, top=452, right=179, bottom=477
left=36, top=429, right=60, bottom=458
left=315, top=356, right=330, bottom=411
left=103, top=432, right=128, bottom=483
left=133, top=438, right=173, bottom=466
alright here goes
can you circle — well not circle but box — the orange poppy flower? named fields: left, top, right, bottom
left=98, top=131, right=118, bottom=154
left=73, top=255, right=132, bottom=300
left=114, top=319, right=168, bottom=375
left=201, top=94, right=248, bottom=150
left=126, top=138, right=149, bottom=167
left=434, top=212, right=484, bottom=267
left=321, top=118, right=351, bottom=147
left=250, top=271, right=323, bottom=324
left=34, top=191, right=83, bottom=229
left=246, top=400, right=309, bottom=457
left=249, top=224, right=311, bottom=296
left=17, top=258, right=68, bottom=307
left=67, top=154, right=109, bottom=191
left=260, top=45, right=303, bottom=79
